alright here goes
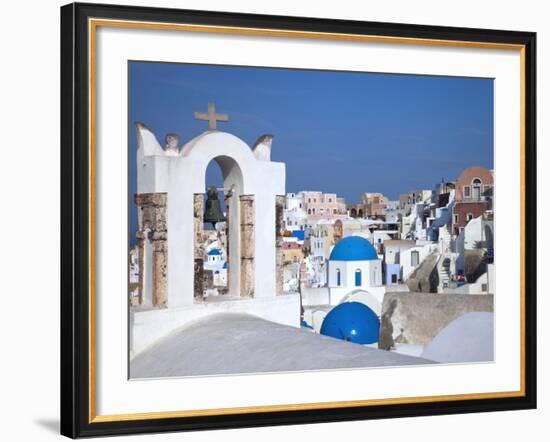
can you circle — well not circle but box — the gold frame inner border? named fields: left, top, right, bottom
left=87, top=17, right=527, bottom=424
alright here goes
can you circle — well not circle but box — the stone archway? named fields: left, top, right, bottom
left=136, top=127, right=286, bottom=308
left=194, top=155, right=251, bottom=300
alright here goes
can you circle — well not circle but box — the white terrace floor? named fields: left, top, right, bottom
left=130, top=313, right=432, bottom=378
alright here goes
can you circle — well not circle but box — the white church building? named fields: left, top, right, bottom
left=327, top=235, right=385, bottom=314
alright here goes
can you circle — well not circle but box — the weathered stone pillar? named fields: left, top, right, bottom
left=151, top=231, right=168, bottom=308
left=275, top=195, right=285, bottom=295
left=240, top=195, right=255, bottom=297
left=135, top=192, right=168, bottom=308
left=225, top=199, right=231, bottom=294
left=193, top=193, right=205, bottom=302
left=135, top=231, right=146, bottom=305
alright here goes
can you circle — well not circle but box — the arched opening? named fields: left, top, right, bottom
left=336, top=268, right=341, bottom=286
left=203, top=161, right=226, bottom=231
left=471, top=178, right=482, bottom=201
left=196, top=155, right=246, bottom=300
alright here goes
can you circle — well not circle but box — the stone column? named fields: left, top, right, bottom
left=193, top=193, right=205, bottom=302
left=135, top=192, right=168, bottom=308
left=225, top=199, right=231, bottom=294
left=275, top=195, right=285, bottom=295
left=151, top=231, right=168, bottom=308
left=135, top=231, right=146, bottom=305
left=240, top=195, right=255, bottom=298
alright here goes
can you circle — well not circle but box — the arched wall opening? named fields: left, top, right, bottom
left=197, top=155, right=246, bottom=300
left=203, top=160, right=226, bottom=230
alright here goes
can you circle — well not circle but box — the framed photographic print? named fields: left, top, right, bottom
left=60, top=2, right=537, bottom=438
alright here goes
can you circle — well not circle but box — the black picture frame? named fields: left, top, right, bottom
left=61, top=2, right=537, bottom=438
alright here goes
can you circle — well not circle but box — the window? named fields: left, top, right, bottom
left=454, top=214, right=459, bottom=224
left=391, top=274, right=397, bottom=284
left=464, top=186, right=471, bottom=198
left=299, top=203, right=302, bottom=208
left=308, top=198, right=311, bottom=203
left=308, top=209, right=311, bottom=215
left=328, top=198, right=332, bottom=202
left=472, top=178, right=482, bottom=185
left=312, top=208, right=316, bottom=214
left=466, top=213, right=474, bottom=222
left=336, top=269, right=341, bottom=286
left=411, top=251, right=420, bottom=267
left=333, top=209, right=337, bottom=214
left=355, top=269, right=362, bottom=286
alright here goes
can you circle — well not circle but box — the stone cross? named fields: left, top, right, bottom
left=194, top=102, right=229, bottom=130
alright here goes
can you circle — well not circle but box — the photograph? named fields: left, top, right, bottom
left=55, top=1, right=538, bottom=438
left=127, top=62, right=496, bottom=379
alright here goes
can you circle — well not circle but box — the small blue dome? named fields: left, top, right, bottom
left=329, top=236, right=378, bottom=261
left=208, top=249, right=222, bottom=256
left=320, top=302, right=380, bottom=344
left=222, top=261, right=228, bottom=269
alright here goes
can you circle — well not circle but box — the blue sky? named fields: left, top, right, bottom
left=128, top=61, right=493, bottom=240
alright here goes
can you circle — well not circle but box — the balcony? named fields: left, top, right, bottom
left=456, top=196, right=489, bottom=203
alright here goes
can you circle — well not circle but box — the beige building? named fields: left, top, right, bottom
left=361, top=192, right=389, bottom=217
left=350, top=193, right=390, bottom=218
left=282, top=240, right=304, bottom=264
left=399, top=190, right=432, bottom=210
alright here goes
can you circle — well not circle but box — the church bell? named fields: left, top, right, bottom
left=204, top=186, right=226, bottom=228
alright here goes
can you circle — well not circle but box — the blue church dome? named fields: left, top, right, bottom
left=208, top=249, right=222, bottom=256
left=329, top=236, right=378, bottom=261
left=320, top=302, right=380, bottom=344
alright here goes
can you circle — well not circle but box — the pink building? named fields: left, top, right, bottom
left=452, top=166, right=494, bottom=234
left=302, top=191, right=346, bottom=219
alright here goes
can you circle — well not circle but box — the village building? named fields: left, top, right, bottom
left=382, top=239, right=416, bottom=285
left=348, top=192, right=389, bottom=219
left=399, top=189, right=432, bottom=211
left=452, top=165, right=494, bottom=235
left=454, top=213, right=494, bottom=285
left=301, top=191, right=347, bottom=218
left=400, top=241, right=439, bottom=282
left=381, top=200, right=403, bottom=224
left=282, top=238, right=304, bottom=264
left=283, top=192, right=307, bottom=231
left=396, top=190, right=432, bottom=239
left=283, top=191, right=347, bottom=235
left=361, top=192, right=389, bottom=217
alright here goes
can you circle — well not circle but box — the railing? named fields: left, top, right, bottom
left=456, top=196, right=489, bottom=203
